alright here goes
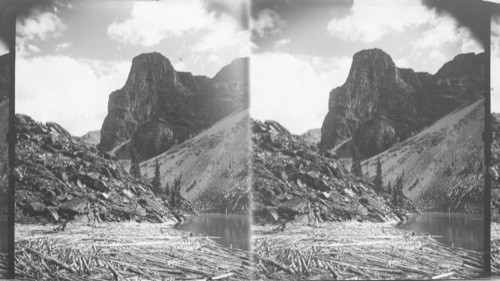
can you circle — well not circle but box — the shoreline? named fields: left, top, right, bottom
left=14, top=222, right=255, bottom=280
left=252, top=221, right=484, bottom=280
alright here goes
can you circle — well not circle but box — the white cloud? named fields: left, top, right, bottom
left=251, top=52, right=351, bottom=134
left=16, top=11, right=66, bottom=57
left=327, top=0, right=483, bottom=56
left=108, top=0, right=250, bottom=77
left=274, top=38, right=290, bottom=49
left=429, top=50, right=445, bottom=63
left=108, top=0, right=210, bottom=47
left=17, top=11, right=66, bottom=41
left=192, top=13, right=251, bottom=57
left=394, top=58, right=408, bottom=68
left=414, top=15, right=482, bottom=54
left=173, top=61, right=187, bottom=72
left=16, top=56, right=131, bottom=136
left=327, top=0, right=431, bottom=43
left=27, top=44, right=40, bottom=53
left=251, top=9, right=286, bottom=38
left=55, top=42, right=72, bottom=52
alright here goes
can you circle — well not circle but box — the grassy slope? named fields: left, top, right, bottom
left=362, top=99, right=484, bottom=213
left=141, top=109, right=251, bottom=214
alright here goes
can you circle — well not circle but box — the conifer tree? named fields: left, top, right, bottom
left=393, top=174, right=404, bottom=206
left=129, top=149, right=142, bottom=180
left=373, top=158, right=383, bottom=192
left=152, top=160, right=161, bottom=193
left=171, top=176, right=182, bottom=208
left=350, top=144, right=363, bottom=178
left=165, top=183, right=170, bottom=196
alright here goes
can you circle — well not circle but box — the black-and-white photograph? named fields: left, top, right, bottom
left=0, top=0, right=498, bottom=280
left=13, top=1, right=252, bottom=280
left=250, top=0, right=486, bottom=279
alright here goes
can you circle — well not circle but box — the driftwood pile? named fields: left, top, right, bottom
left=253, top=222, right=483, bottom=280
left=15, top=222, right=255, bottom=280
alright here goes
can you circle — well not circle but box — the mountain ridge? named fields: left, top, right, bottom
left=319, top=49, right=484, bottom=158
left=98, top=53, right=249, bottom=161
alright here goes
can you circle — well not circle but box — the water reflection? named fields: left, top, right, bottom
left=174, top=214, right=250, bottom=251
left=396, top=213, right=483, bottom=251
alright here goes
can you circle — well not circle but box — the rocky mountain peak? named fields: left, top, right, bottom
left=351, top=48, right=395, bottom=69
left=125, top=52, right=178, bottom=88
left=319, top=49, right=416, bottom=150
left=212, top=57, right=248, bottom=83
left=99, top=53, right=249, bottom=159
left=434, top=52, right=484, bottom=79
left=319, top=49, right=484, bottom=153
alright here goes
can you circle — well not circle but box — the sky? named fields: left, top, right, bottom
left=250, top=0, right=484, bottom=134
left=15, top=0, right=250, bottom=136
left=12, top=0, right=490, bottom=135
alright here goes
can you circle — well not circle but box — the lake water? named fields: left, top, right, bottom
left=174, top=214, right=250, bottom=251
left=396, top=213, right=483, bottom=251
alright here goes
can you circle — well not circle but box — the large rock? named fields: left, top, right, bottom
left=319, top=49, right=420, bottom=150
left=98, top=53, right=249, bottom=160
left=319, top=49, right=484, bottom=151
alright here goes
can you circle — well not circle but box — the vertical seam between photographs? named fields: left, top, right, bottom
left=6, top=6, right=14, bottom=279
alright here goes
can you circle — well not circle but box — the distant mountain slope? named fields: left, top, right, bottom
left=252, top=119, right=417, bottom=224
left=141, top=109, right=250, bottom=214
left=363, top=100, right=484, bottom=213
left=299, top=128, right=321, bottom=144
left=78, top=130, right=100, bottom=146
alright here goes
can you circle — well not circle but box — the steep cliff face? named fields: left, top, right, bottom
left=319, top=49, right=484, bottom=155
left=98, top=53, right=249, bottom=159
left=319, top=49, right=423, bottom=150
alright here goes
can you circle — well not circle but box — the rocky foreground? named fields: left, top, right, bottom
left=252, top=119, right=417, bottom=225
left=253, top=222, right=483, bottom=280
left=14, top=114, right=194, bottom=224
